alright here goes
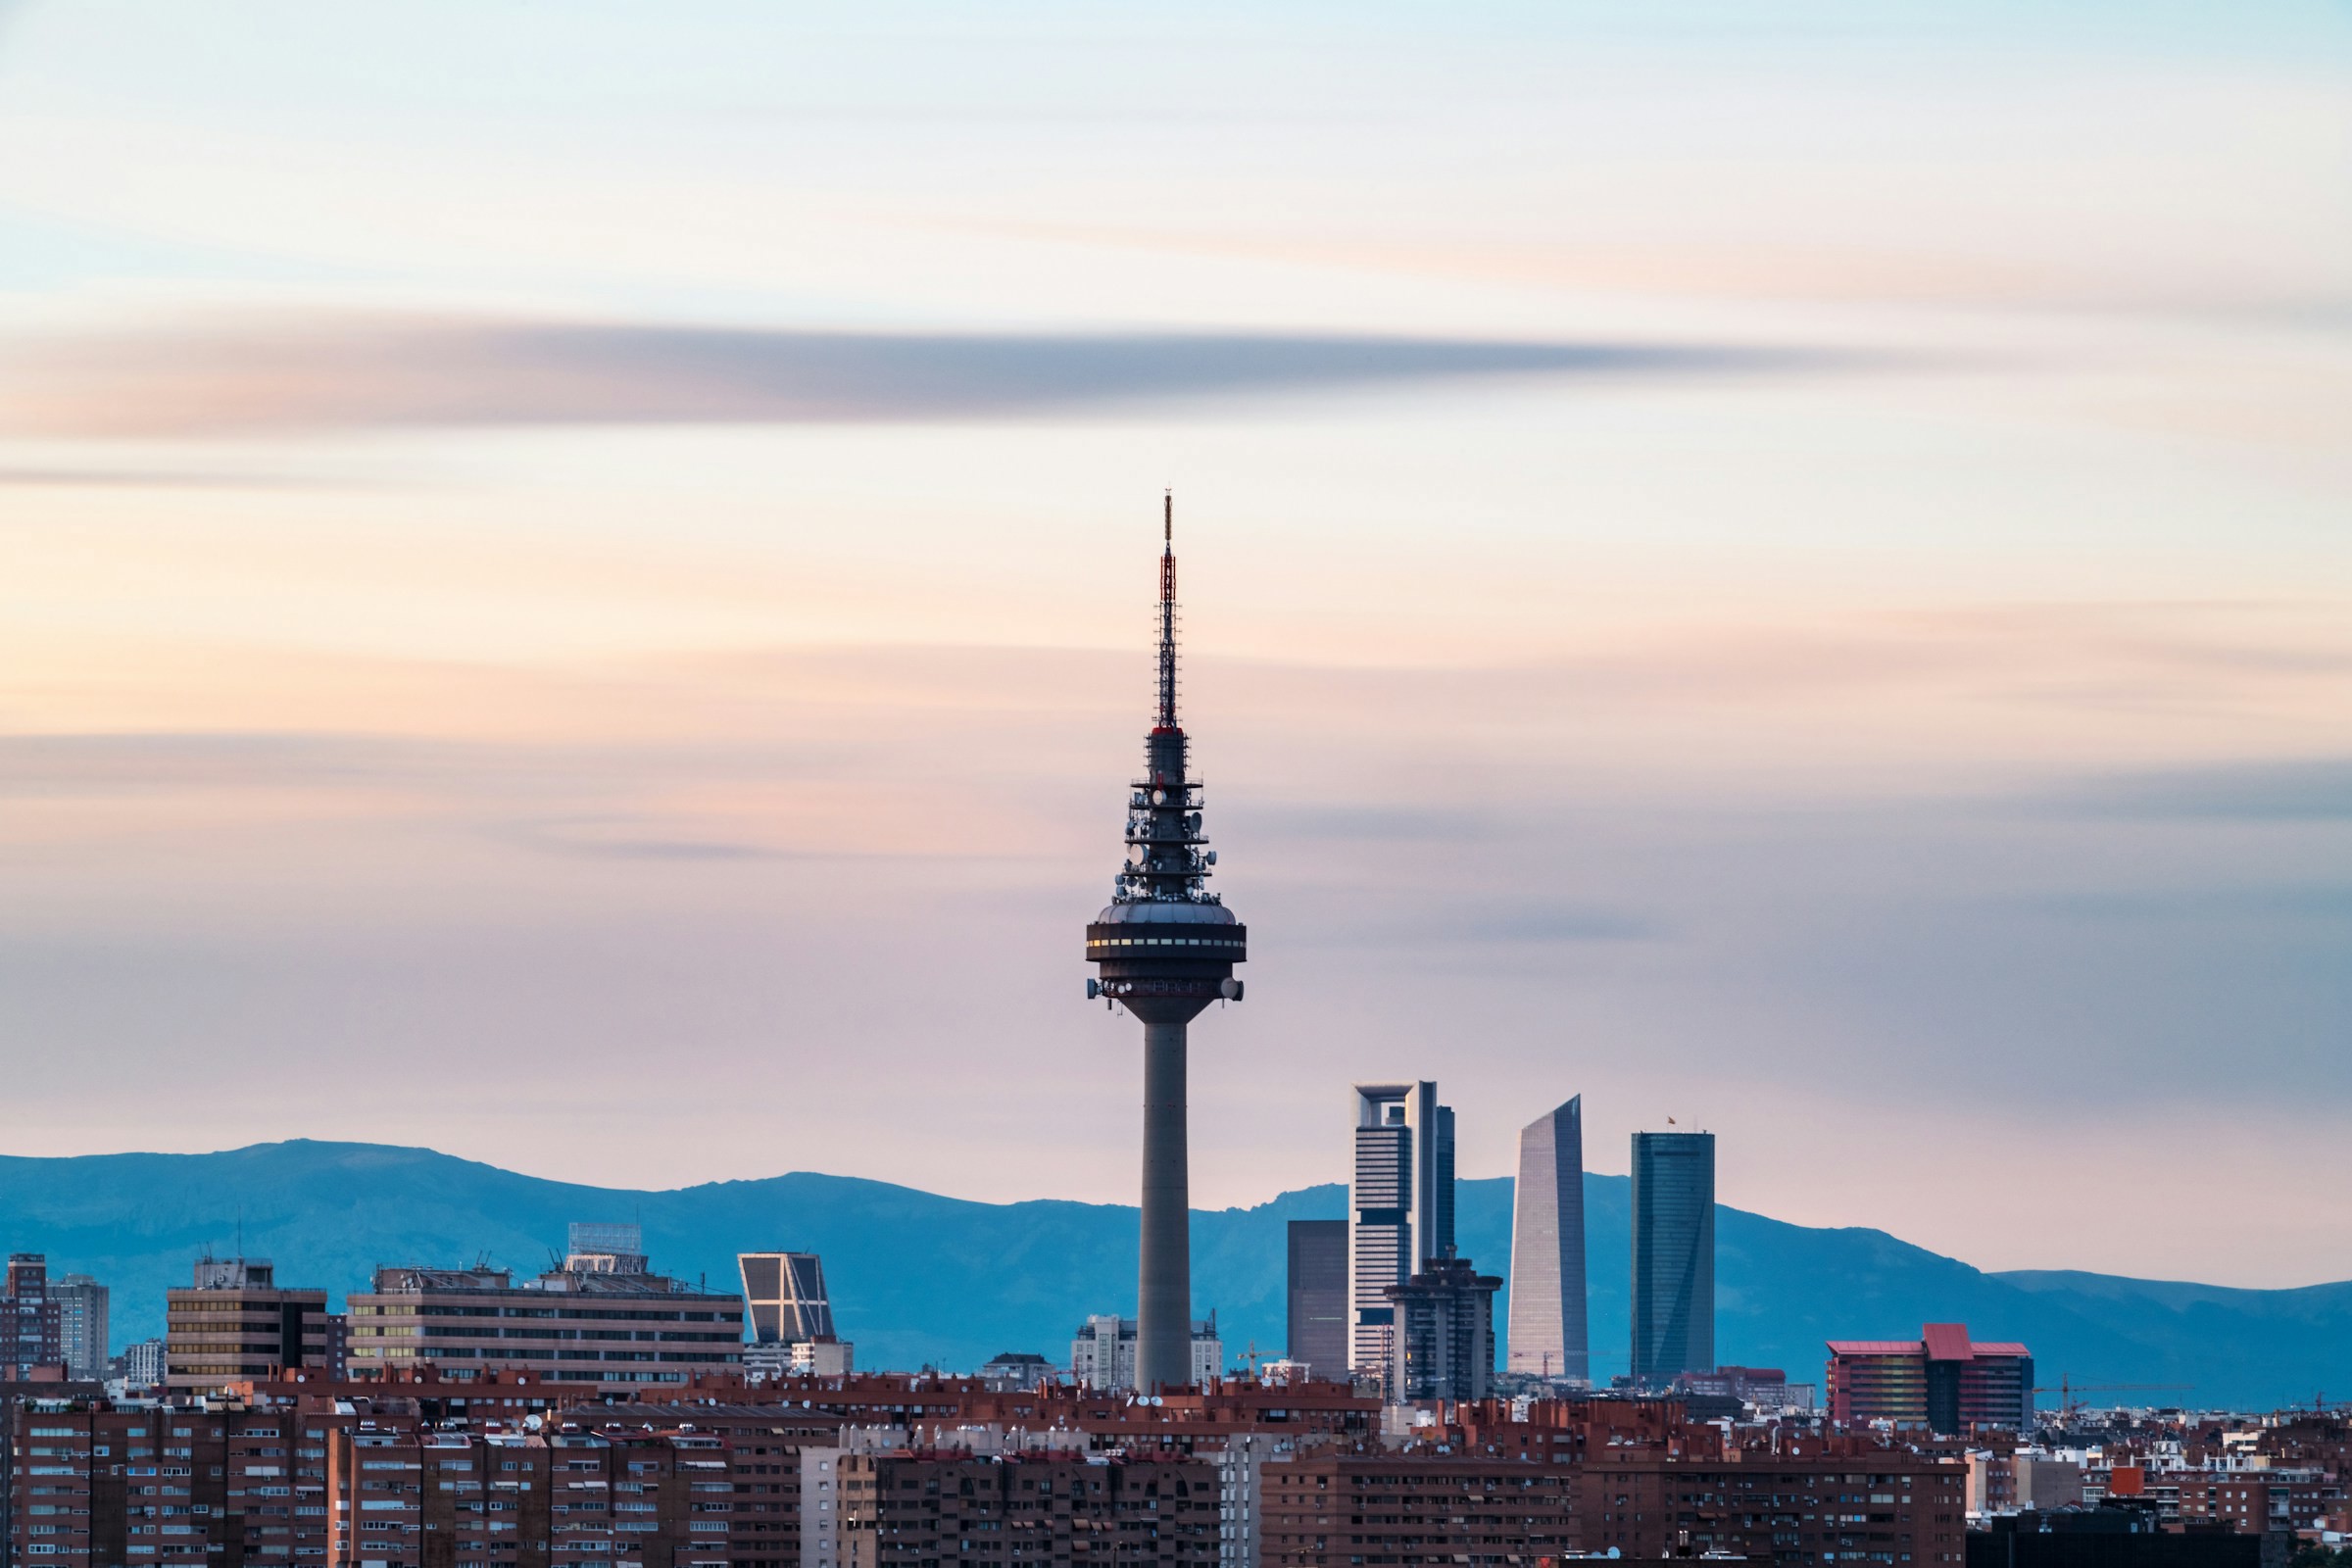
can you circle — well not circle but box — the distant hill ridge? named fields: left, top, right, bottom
left=0, top=1139, right=2343, bottom=1407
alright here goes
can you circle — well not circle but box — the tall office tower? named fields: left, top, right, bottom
left=1083, top=495, right=1248, bottom=1393
left=1286, top=1219, right=1348, bottom=1378
left=1630, top=1130, right=1716, bottom=1387
left=1348, top=1083, right=1454, bottom=1377
left=1506, top=1097, right=1589, bottom=1382
left=166, top=1257, right=330, bottom=1392
left=1432, top=1104, right=1457, bottom=1267
left=1385, top=1254, right=1503, bottom=1403
left=53, top=1272, right=109, bottom=1381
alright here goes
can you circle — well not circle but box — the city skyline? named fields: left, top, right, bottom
left=0, top=1, right=2346, bottom=1292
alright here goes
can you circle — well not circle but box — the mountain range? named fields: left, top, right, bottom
left=0, top=1139, right=2343, bottom=1409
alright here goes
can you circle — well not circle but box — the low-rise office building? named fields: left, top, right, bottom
left=1827, top=1325, right=2033, bottom=1436
left=165, top=1258, right=332, bottom=1393
left=346, top=1254, right=742, bottom=1394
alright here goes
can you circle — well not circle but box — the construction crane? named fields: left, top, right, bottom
left=2034, top=1378, right=2194, bottom=1418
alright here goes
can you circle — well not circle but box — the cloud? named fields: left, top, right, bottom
left=1278, top=891, right=1664, bottom=948
left=1237, top=805, right=1494, bottom=842
left=1446, top=900, right=1661, bottom=944
left=2044, top=758, right=2352, bottom=821
left=0, top=466, right=368, bottom=490
left=2028, top=885, right=2352, bottom=924
left=499, top=815, right=794, bottom=863
left=0, top=312, right=1878, bottom=438
left=0, top=732, right=413, bottom=794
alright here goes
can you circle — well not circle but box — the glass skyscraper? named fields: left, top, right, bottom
left=1630, top=1129, right=1715, bottom=1386
left=1505, top=1097, right=1588, bottom=1382
left=1286, top=1219, right=1349, bottom=1379
left=1348, top=1081, right=1455, bottom=1381
left=738, top=1250, right=837, bottom=1346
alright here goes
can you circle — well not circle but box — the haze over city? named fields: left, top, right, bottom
left=1, top=0, right=2348, bottom=1295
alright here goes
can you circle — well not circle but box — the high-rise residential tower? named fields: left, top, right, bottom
left=1630, top=1129, right=1715, bottom=1386
left=1348, top=1082, right=1454, bottom=1377
left=2, top=1253, right=60, bottom=1377
left=1083, top=495, right=1248, bottom=1393
left=53, top=1272, right=109, bottom=1382
left=1385, top=1254, right=1503, bottom=1403
left=1286, top=1219, right=1348, bottom=1379
left=1506, top=1096, right=1589, bottom=1382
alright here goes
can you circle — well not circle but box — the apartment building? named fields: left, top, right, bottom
left=0, top=1395, right=369, bottom=1568
left=2168, top=1468, right=2342, bottom=1533
left=3, top=1257, right=62, bottom=1380
left=1258, top=1452, right=1577, bottom=1568
left=50, top=1280, right=108, bottom=1386
left=823, top=1447, right=1221, bottom=1568
left=1580, top=1448, right=1969, bottom=1564
left=325, top=1420, right=750, bottom=1568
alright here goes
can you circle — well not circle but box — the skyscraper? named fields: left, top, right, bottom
left=738, top=1250, right=837, bottom=1345
left=738, top=1250, right=851, bottom=1374
left=1083, top=495, right=1248, bottom=1393
left=1286, top=1219, right=1348, bottom=1379
left=1348, top=1082, right=1454, bottom=1377
left=1630, top=1130, right=1715, bottom=1386
left=1506, top=1096, right=1589, bottom=1382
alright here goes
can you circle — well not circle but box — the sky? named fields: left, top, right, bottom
left=0, top=1, right=2347, bottom=1287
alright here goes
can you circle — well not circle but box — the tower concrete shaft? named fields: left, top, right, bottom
left=1137, top=1019, right=1191, bottom=1392
left=1083, top=493, right=1246, bottom=1392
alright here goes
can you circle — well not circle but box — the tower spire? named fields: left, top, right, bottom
left=1157, top=490, right=1178, bottom=732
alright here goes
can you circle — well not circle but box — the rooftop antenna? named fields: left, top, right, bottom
left=1156, top=490, right=1178, bottom=733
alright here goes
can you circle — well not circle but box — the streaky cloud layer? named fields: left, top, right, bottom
left=0, top=313, right=1876, bottom=438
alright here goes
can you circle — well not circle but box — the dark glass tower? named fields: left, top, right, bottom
left=1630, top=1129, right=1715, bottom=1386
left=1084, top=494, right=1247, bottom=1392
left=1286, top=1219, right=1348, bottom=1378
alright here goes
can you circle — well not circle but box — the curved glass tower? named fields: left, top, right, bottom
left=1084, top=494, right=1247, bottom=1392
left=1506, top=1096, right=1589, bottom=1383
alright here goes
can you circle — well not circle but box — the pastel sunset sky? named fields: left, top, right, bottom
left=1, top=2, right=2347, bottom=1284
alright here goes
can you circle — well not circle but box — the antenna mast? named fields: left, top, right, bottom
left=1156, top=491, right=1178, bottom=731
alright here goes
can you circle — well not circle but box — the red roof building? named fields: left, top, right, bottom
left=1827, top=1324, right=2034, bottom=1435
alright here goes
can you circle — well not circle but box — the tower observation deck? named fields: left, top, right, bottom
left=1084, top=492, right=1246, bottom=1393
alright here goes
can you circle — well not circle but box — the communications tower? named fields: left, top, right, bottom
left=1085, top=493, right=1247, bottom=1392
